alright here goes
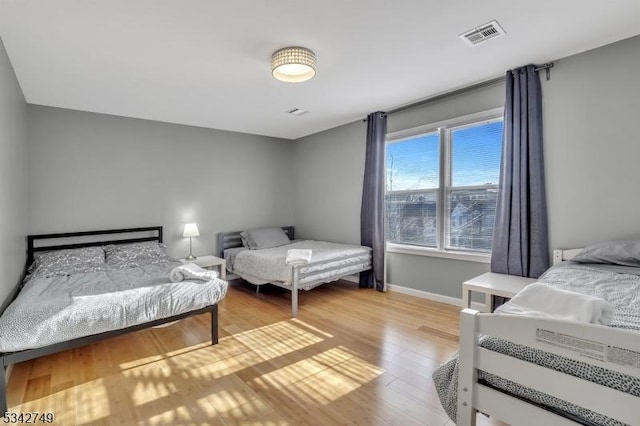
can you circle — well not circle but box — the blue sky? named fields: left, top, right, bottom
left=386, top=121, right=503, bottom=191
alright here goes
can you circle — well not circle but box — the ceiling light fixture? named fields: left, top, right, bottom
left=271, top=46, right=316, bottom=83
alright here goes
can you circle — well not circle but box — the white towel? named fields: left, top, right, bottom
left=169, top=262, right=219, bottom=283
left=286, top=249, right=312, bottom=265
left=494, top=282, right=613, bottom=325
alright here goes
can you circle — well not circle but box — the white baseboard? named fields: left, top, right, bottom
left=386, top=283, right=485, bottom=311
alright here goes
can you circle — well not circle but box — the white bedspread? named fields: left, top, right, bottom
left=228, top=240, right=371, bottom=288
left=0, top=261, right=228, bottom=352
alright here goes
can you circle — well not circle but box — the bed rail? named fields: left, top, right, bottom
left=289, top=253, right=372, bottom=316
left=457, top=308, right=640, bottom=425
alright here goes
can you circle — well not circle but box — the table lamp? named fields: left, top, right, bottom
left=182, top=223, right=199, bottom=260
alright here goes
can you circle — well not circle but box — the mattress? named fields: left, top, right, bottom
left=225, top=240, right=371, bottom=288
left=0, top=261, right=228, bottom=352
left=433, top=262, right=640, bottom=426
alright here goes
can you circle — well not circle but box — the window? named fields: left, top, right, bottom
left=385, top=109, right=503, bottom=258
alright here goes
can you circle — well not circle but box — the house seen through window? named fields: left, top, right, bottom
left=385, top=111, right=503, bottom=254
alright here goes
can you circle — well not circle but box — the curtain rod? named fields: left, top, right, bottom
left=384, top=62, right=555, bottom=116
left=533, top=62, right=554, bottom=81
left=387, top=75, right=504, bottom=115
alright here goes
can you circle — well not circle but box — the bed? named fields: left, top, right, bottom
left=0, top=226, right=228, bottom=413
left=433, top=244, right=640, bottom=426
left=218, top=226, right=372, bottom=317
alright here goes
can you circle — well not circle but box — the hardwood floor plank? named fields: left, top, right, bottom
left=6, top=279, right=464, bottom=425
left=358, top=379, right=451, bottom=425
left=417, top=324, right=460, bottom=343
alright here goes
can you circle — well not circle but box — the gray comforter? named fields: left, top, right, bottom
left=0, top=261, right=228, bottom=352
left=433, top=262, right=640, bottom=425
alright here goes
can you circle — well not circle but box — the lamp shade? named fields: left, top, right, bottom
left=271, top=47, right=316, bottom=83
left=182, top=223, right=200, bottom=238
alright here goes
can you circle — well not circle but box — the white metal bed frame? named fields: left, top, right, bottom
left=217, top=227, right=372, bottom=317
left=457, top=248, right=640, bottom=425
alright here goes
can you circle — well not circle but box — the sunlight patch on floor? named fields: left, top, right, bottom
left=29, top=320, right=379, bottom=423
left=253, top=345, right=384, bottom=406
left=251, top=354, right=334, bottom=390
left=218, top=398, right=289, bottom=425
left=290, top=318, right=334, bottom=338
left=117, top=352, right=167, bottom=371
left=129, top=375, right=174, bottom=405
left=117, top=341, right=215, bottom=371
left=23, top=378, right=112, bottom=425
left=233, top=321, right=324, bottom=352
left=189, top=349, right=268, bottom=380
left=145, top=406, right=194, bottom=426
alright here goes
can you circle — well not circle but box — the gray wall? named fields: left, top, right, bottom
left=544, top=35, right=640, bottom=250
left=292, top=120, right=367, bottom=244
left=293, top=35, right=640, bottom=300
left=0, top=36, right=28, bottom=303
left=27, top=106, right=295, bottom=259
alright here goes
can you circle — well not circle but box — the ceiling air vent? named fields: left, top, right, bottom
left=288, top=108, right=308, bottom=116
left=460, top=20, right=506, bottom=46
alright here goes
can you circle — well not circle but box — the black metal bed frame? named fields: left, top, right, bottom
left=0, top=226, right=220, bottom=414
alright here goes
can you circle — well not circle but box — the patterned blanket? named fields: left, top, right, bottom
left=0, top=261, right=228, bottom=352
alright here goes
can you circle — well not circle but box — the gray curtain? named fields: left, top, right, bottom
left=359, top=111, right=386, bottom=291
left=491, top=64, right=549, bottom=291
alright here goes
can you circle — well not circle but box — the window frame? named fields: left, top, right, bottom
left=385, top=107, right=504, bottom=263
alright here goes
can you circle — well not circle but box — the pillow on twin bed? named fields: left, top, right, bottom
left=571, top=240, right=640, bottom=267
left=28, top=246, right=107, bottom=279
left=240, top=227, right=290, bottom=250
left=103, top=241, right=174, bottom=268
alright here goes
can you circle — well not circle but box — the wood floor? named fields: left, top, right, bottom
left=7, top=280, right=501, bottom=425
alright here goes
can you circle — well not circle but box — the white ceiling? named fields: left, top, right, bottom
left=0, top=1, right=639, bottom=140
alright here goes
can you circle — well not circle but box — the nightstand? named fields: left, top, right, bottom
left=463, top=272, right=536, bottom=313
left=181, top=255, right=226, bottom=280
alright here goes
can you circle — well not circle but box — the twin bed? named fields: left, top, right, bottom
left=218, top=226, right=372, bottom=317
left=0, top=227, right=228, bottom=413
left=434, top=244, right=640, bottom=426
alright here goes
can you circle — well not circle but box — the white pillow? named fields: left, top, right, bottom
left=572, top=240, right=640, bottom=267
left=240, top=227, right=290, bottom=250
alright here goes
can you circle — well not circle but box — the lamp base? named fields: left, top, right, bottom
left=185, top=255, right=197, bottom=261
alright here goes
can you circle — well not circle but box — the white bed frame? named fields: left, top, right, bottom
left=457, top=248, right=640, bottom=425
left=217, top=227, right=372, bottom=317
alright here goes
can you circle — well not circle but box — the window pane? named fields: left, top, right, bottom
left=385, top=190, right=437, bottom=247
left=447, top=188, right=497, bottom=252
left=451, top=121, right=502, bottom=187
left=386, top=133, right=440, bottom=191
